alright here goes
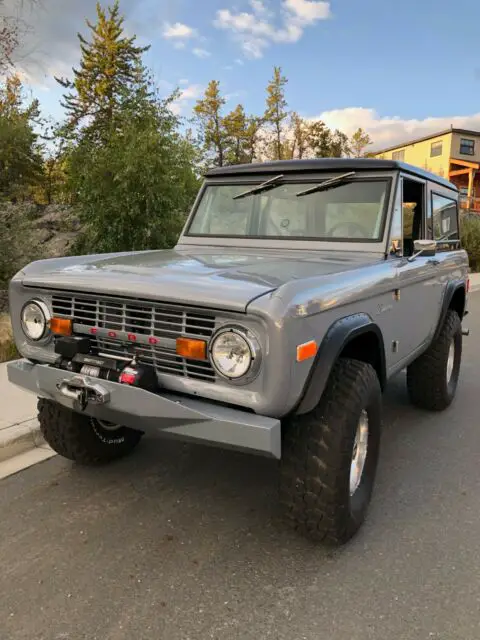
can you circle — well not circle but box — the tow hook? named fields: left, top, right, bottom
left=56, top=376, right=110, bottom=412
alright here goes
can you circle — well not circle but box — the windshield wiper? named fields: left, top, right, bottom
left=233, top=174, right=284, bottom=200
left=296, top=171, right=356, bottom=197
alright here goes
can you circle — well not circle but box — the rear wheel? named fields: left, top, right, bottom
left=280, top=358, right=382, bottom=546
left=38, top=399, right=143, bottom=465
left=407, top=310, right=462, bottom=411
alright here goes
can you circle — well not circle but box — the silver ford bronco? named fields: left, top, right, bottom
left=7, top=159, right=469, bottom=545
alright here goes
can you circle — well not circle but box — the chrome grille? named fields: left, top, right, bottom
left=51, top=294, right=217, bottom=382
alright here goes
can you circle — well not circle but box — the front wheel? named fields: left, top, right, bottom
left=280, top=358, right=382, bottom=546
left=38, top=399, right=143, bottom=465
left=407, top=310, right=462, bottom=411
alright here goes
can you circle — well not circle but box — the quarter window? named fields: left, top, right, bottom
left=429, top=194, right=459, bottom=242
left=460, top=138, right=475, bottom=156
left=392, top=150, right=405, bottom=161
left=430, top=141, right=443, bottom=157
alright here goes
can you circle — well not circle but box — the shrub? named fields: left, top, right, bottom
left=0, top=315, right=18, bottom=363
left=460, top=215, right=480, bottom=272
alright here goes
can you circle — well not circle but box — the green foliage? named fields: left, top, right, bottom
left=0, top=202, right=44, bottom=287
left=70, top=102, right=199, bottom=254
left=460, top=215, right=480, bottom=272
left=56, top=0, right=149, bottom=143
left=0, top=75, right=44, bottom=200
left=54, top=0, right=199, bottom=255
left=264, top=66, right=288, bottom=160
left=350, top=127, right=373, bottom=157
left=194, top=80, right=227, bottom=167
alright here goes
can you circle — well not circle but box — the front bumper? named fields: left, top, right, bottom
left=7, top=360, right=281, bottom=459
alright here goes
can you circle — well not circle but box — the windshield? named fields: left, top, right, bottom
left=187, top=180, right=389, bottom=241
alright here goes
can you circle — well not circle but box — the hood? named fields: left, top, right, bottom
left=20, top=248, right=377, bottom=312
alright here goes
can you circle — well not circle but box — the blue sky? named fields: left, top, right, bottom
left=8, top=0, right=480, bottom=149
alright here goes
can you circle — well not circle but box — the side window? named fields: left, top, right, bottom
left=431, top=141, right=443, bottom=157
left=430, top=194, right=459, bottom=243
left=389, top=179, right=403, bottom=255
left=460, top=138, right=475, bottom=156
left=401, top=178, right=424, bottom=256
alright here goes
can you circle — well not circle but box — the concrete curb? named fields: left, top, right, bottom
left=0, top=419, right=45, bottom=463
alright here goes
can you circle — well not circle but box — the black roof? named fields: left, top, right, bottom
left=206, top=158, right=457, bottom=191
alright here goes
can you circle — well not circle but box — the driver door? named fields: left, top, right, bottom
left=390, top=176, right=443, bottom=366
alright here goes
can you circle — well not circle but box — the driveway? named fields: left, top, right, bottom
left=1, top=295, right=479, bottom=640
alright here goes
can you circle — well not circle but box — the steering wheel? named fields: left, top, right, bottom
left=327, top=220, right=370, bottom=238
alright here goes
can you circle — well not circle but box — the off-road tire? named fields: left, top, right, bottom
left=280, top=358, right=382, bottom=546
left=406, top=310, right=462, bottom=412
left=38, top=399, right=143, bottom=465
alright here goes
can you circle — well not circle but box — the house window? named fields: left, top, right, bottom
left=392, top=149, right=405, bottom=161
left=431, top=141, right=443, bottom=157
left=428, top=194, right=459, bottom=243
left=460, top=138, right=475, bottom=156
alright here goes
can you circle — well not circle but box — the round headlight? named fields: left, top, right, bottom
left=21, top=301, right=49, bottom=341
left=210, top=328, right=255, bottom=379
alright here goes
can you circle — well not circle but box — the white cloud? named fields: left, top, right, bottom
left=214, top=0, right=330, bottom=58
left=171, top=83, right=204, bottom=115
left=192, top=47, right=211, bottom=58
left=178, top=78, right=189, bottom=86
left=284, top=0, right=330, bottom=23
left=309, top=107, right=480, bottom=150
left=235, top=58, right=244, bottom=66
left=162, top=22, right=196, bottom=39
left=173, top=41, right=186, bottom=50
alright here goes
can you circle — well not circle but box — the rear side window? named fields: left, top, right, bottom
left=429, top=194, right=459, bottom=242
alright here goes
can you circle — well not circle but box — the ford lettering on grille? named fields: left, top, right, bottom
left=52, top=294, right=217, bottom=382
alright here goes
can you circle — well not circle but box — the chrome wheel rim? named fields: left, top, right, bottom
left=446, top=339, right=455, bottom=384
left=350, top=410, right=369, bottom=496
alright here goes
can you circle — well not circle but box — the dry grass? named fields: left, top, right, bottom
left=0, top=315, right=18, bottom=363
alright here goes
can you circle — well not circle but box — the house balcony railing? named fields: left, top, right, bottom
left=459, top=196, right=480, bottom=212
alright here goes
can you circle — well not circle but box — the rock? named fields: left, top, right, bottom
left=0, top=203, right=82, bottom=288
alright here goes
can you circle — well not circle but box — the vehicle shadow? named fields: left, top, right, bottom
left=66, top=370, right=437, bottom=553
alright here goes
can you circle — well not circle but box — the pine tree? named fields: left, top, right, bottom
left=289, top=112, right=309, bottom=159
left=330, top=130, right=351, bottom=157
left=244, top=116, right=262, bottom=163
left=350, top=127, right=373, bottom=157
left=224, top=104, right=249, bottom=165
left=264, top=66, right=288, bottom=161
left=56, top=0, right=149, bottom=141
left=194, top=80, right=227, bottom=167
left=0, top=74, right=43, bottom=199
left=306, top=120, right=333, bottom=158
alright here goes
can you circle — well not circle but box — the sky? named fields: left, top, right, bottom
left=5, top=0, right=480, bottom=150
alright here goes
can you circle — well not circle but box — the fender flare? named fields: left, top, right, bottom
left=295, top=313, right=386, bottom=416
left=433, top=280, right=466, bottom=341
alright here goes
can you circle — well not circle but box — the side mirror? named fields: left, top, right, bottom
left=413, top=239, right=436, bottom=257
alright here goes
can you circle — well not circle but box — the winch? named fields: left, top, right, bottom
left=54, top=335, right=158, bottom=393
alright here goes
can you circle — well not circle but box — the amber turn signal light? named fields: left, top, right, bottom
left=49, top=317, right=73, bottom=336
left=296, top=340, right=317, bottom=362
left=176, top=337, right=207, bottom=361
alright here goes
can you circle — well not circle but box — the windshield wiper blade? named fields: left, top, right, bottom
left=233, top=174, right=284, bottom=200
left=296, top=171, right=356, bottom=197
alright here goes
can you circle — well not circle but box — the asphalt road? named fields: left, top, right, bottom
left=2, top=296, right=480, bottom=640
